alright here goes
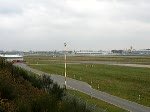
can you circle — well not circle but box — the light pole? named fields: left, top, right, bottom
left=64, top=43, right=67, bottom=89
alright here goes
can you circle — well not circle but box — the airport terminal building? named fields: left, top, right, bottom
left=0, top=55, right=24, bottom=63
left=75, top=50, right=112, bottom=55
left=133, top=49, right=150, bottom=54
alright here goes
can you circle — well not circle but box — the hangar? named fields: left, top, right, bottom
left=0, top=54, right=24, bottom=63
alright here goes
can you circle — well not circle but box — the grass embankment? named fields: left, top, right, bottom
left=0, top=68, right=47, bottom=111
left=0, top=58, right=97, bottom=112
left=27, top=62, right=150, bottom=107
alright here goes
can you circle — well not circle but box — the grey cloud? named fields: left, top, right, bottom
left=0, top=7, right=22, bottom=15
left=0, top=0, right=150, bottom=51
left=0, top=0, right=25, bottom=15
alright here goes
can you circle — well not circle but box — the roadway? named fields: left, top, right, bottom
left=15, top=63, right=150, bottom=112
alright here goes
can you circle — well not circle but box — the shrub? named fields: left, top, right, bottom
left=0, top=105, right=4, bottom=112
left=0, top=58, right=6, bottom=69
left=61, top=98, right=91, bottom=112
left=17, top=102, right=30, bottom=112
left=47, top=82, right=65, bottom=101
left=30, top=94, right=58, bottom=112
left=0, top=82, right=17, bottom=100
left=41, top=75, right=65, bottom=101
left=42, top=75, right=53, bottom=88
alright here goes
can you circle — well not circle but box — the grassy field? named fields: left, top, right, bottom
left=24, top=55, right=150, bottom=65
left=24, top=56, right=150, bottom=107
left=67, top=90, right=128, bottom=112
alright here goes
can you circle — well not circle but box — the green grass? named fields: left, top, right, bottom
left=27, top=62, right=150, bottom=107
left=67, top=90, right=128, bottom=112
left=24, top=55, right=150, bottom=64
left=26, top=70, right=41, bottom=79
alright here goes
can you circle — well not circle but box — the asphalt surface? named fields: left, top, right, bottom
left=112, top=63, right=150, bottom=68
left=15, top=63, right=150, bottom=112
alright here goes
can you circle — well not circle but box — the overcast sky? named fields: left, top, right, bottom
left=0, top=0, right=150, bottom=51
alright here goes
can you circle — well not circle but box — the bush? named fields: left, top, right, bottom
left=11, top=66, right=43, bottom=89
left=0, top=105, right=4, bottom=112
left=0, top=82, right=17, bottom=100
left=61, top=98, right=91, bottom=112
left=42, top=75, right=53, bottom=88
left=30, top=94, right=58, bottom=112
left=47, top=82, right=65, bottom=101
left=41, top=75, right=65, bottom=101
left=0, top=58, right=6, bottom=69
left=17, top=102, right=30, bottom=112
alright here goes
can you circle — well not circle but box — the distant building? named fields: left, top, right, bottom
left=133, top=49, right=150, bottom=54
left=111, top=49, right=150, bottom=55
left=111, top=50, right=124, bottom=54
left=75, top=50, right=112, bottom=55
left=0, top=50, right=4, bottom=54
left=0, top=54, right=24, bottom=63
